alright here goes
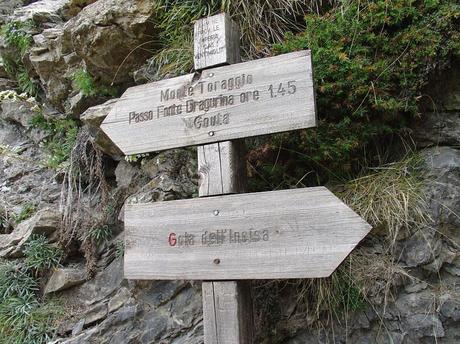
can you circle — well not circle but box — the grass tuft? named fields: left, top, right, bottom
left=337, top=154, right=430, bottom=246
left=24, top=235, right=63, bottom=274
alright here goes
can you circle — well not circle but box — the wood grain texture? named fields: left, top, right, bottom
left=195, top=19, right=253, bottom=344
left=194, top=13, right=240, bottom=70
left=198, top=140, right=246, bottom=196
left=123, top=187, right=372, bottom=280
left=203, top=281, right=253, bottom=344
left=101, top=50, right=316, bottom=155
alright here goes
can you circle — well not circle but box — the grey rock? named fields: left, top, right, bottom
left=0, top=0, right=23, bottom=25
left=405, top=281, right=428, bottom=293
left=63, top=0, right=156, bottom=85
left=108, top=287, right=131, bottom=313
left=395, top=291, right=436, bottom=317
left=403, top=314, right=444, bottom=338
left=84, top=302, right=108, bottom=325
left=139, top=314, right=168, bottom=343
left=0, top=208, right=60, bottom=257
left=439, top=293, right=460, bottom=321
left=413, top=112, right=460, bottom=147
left=71, top=319, right=85, bottom=336
left=0, top=78, right=17, bottom=91
left=422, top=147, right=460, bottom=229
left=80, top=98, right=122, bottom=157
left=12, top=0, right=69, bottom=25
left=138, top=280, right=188, bottom=308
left=68, top=257, right=124, bottom=306
left=115, top=159, right=140, bottom=188
left=400, top=230, right=441, bottom=267
left=45, top=266, right=87, bottom=294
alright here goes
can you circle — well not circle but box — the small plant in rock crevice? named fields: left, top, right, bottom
left=29, top=112, right=79, bottom=169
left=86, top=225, right=113, bottom=246
left=0, top=20, right=39, bottom=96
left=13, top=203, right=36, bottom=224
left=23, top=234, right=63, bottom=274
left=72, top=68, right=117, bottom=97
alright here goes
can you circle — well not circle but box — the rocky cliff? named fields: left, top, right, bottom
left=0, top=1, right=458, bottom=343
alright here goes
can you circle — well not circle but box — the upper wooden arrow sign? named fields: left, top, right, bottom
left=124, top=187, right=371, bottom=280
left=100, top=50, right=316, bottom=155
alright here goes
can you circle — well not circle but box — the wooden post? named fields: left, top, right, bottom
left=194, top=13, right=254, bottom=344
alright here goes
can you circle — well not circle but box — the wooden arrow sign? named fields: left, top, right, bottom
left=100, top=50, right=316, bottom=155
left=124, top=187, right=371, bottom=280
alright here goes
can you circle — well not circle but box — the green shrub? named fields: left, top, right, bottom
left=72, top=68, right=116, bottom=97
left=252, top=0, right=460, bottom=185
left=24, top=235, right=63, bottom=273
left=149, top=0, right=313, bottom=79
left=29, top=113, right=79, bottom=169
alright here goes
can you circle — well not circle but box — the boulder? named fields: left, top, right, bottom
left=29, top=0, right=156, bottom=111
left=63, top=0, right=156, bottom=85
left=0, top=0, right=23, bottom=25
left=413, top=112, right=460, bottom=147
left=0, top=208, right=60, bottom=258
left=80, top=98, right=122, bottom=157
left=44, top=266, right=87, bottom=294
left=11, top=0, right=69, bottom=25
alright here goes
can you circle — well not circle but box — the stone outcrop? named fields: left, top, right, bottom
left=0, top=0, right=458, bottom=343
left=28, top=0, right=156, bottom=113
left=0, top=208, right=60, bottom=257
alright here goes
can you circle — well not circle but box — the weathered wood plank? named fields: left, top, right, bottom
left=194, top=13, right=240, bottom=70
left=124, top=187, right=371, bottom=280
left=197, top=140, right=246, bottom=196
left=195, top=14, right=253, bottom=344
left=100, top=50, right=316, bottom=155
left=202, top=281, right=253, bottom=344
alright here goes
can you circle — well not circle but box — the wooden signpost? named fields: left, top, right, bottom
left=101, top=13, right=371, bottom=344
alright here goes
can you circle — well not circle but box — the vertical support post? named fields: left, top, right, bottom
left=194, top=13, right=254, bottom=344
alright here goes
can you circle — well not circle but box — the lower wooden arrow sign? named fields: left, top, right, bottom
left=124, top=187, right=371, bottom=280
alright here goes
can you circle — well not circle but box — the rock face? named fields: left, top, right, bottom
left=0, top=208, right=60, bottom=257
left=64, top=0, right=156, bottom=85
left=28, top=0, right=156, bottom=112
left=0, top=0, right=459, bottom=343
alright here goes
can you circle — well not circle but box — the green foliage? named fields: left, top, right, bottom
left=24, top=235, right=63, bottom=273
left=259, top=0, right=460, bottom=185
left=149, top=0, right=312, bottom=79
left=72, top=69, right=116, bottom=97
left=1, top=21, right=33, bottom=56
left=87, top=225, right=112, bottom=245
left=13, top=203, right=36, bottom=224
left=115, top=240, right=124, bottom=258
left=0, top=20, right=39, bottom=96
left=29, top=112, right=79, bottom=168
left=17, top=68, right=39, bottom=96
left=0, top=260, right=62, bottom=344
left=0, top=261, right=38, bottom=300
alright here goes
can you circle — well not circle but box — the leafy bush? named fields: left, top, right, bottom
left=29, top=112, right=79, bottom=168
left=248, top=0, right=460, bottom=186
left=24, top=235, right=63, bottom=273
